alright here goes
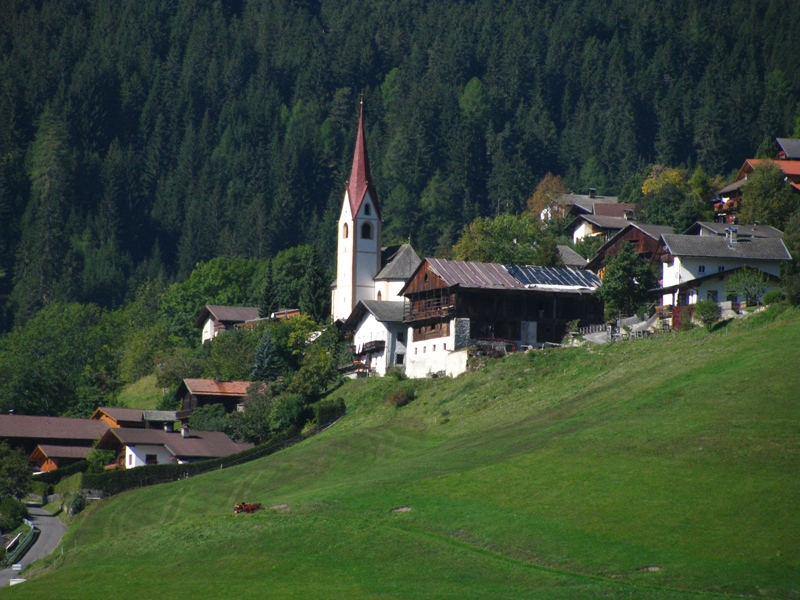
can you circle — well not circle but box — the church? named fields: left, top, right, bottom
left=331, top=105, right=422, bottom=376
left=332, top=106, right=604, bottom=379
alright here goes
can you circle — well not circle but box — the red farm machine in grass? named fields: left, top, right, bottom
left=234, top=502, right=262, bottom=514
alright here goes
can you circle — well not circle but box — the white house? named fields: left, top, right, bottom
left=657, top=232, right=791, bottom=306
left=96, top=427, right=252, bottom=469
left=194, top=305, right=260, bottom=344
left=343, top=301, right=407, bottom=376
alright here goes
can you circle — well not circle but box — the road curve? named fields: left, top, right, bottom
left=0, top=505, right=67, bottom=587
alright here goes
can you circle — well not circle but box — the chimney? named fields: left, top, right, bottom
left=729, top=226, right=738, bottom=244
left=624, top=209, right=634, bottom=221
left=588, top=188, right=596, bottom=198
left=181, top=425, right=189, bottom=438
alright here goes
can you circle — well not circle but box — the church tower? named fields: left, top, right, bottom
left=332, top=104, right=381, bottom=322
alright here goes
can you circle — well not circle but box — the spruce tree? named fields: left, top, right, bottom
left=252, top=330, right=281, bottom=382
left=258, top=259, right=276, bottom=319
left=299, top=247, right=330, bottom=323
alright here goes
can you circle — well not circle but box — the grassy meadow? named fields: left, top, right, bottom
left=11, top=307, right=800, bottom=599
left=115, top=374, right=165, bottom=410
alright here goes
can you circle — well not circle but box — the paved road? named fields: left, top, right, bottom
left=0, top=505, right=67, bottom=587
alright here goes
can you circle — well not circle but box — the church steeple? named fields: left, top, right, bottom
left=346, top=103, right=380, bottom=219
left=332, top=103, right=382, bottom=322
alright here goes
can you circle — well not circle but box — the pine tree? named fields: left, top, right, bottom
left=252, top=330, right=281, bottom=382
left=258, top=259, right=276, bottom=319
left=299, top=247, right=330, bottom=323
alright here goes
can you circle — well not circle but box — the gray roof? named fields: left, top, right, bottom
left=375, top=244, right=422, bottom=280
left=717, top=178, right=747, bottom=196
left=556, top=245, right=588, bottom=268
left=633, top=223, right=675, bottom=238
left=577, top=215, right=633, bottom=229
left=194, top=305, right=260, bottom=328
left=560, top=193, right=619, bottom=212
left=142, top=410, right=178, bottom=422
left=427, top=259, right=524, bottom=290
left=683, top=221, right=784, bottom=239
left=506, top=265, right=601, bottom=292
left=344, top=300, right=406, bottom=328
left=661, top=234, right=792, bottom=261
left=776, top=138, right=800, bottom=159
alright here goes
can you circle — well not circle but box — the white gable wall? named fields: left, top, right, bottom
left=352, top=312, right=406, bottom=376
left=125, top=444, right=174, bottom=469
left=201, top=318, right=216, bottom=344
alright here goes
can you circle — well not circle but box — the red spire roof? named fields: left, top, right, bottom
left=347, top=103, right=380, bottom=218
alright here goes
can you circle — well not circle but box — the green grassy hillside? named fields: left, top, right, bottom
left=13, top=307, right=800, bottom=599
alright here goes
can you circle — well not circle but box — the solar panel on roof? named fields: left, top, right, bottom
left=506, top=265, right=601, bottom=289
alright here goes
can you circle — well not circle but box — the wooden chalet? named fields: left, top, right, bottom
left=586, top=223, right=674, bottom=275
left=30, top=444, right=92, bottom=473
left=401, top=259, right=602, bottom=348
left=0, top=414, right=109, bottom=454
left=174, top=378, right=259, bottom=415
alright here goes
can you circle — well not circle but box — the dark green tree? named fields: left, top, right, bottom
left=258, top=259, right=277, bottom=319
left=252, top=330, right=282, bottom=383
left=727, top=267, right=768, bottom=305
left=740, top=163, right=800, bottom=229
left=0, top=443, right=31, bottom=499
left=299, top=247, right=330, bottom=322
left=595, top=242, right=659, bottom=319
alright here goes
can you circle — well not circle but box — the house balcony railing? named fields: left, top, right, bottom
left=355, top=340, right=385, bottom=356
left=403, top=300, right=456, bottom=322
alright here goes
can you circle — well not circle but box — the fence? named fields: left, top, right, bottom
left=2, top=521, right=39, bottom=568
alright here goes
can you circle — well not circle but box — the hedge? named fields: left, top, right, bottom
left=82, top=410, right=344, bottom=497
left=32, top=460, right=88, bottom=485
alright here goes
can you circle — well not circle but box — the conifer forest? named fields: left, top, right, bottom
left=0, top=1, right=799, bottom=414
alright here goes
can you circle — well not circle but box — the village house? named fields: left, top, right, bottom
left=656, top=232, right=791, bottom=307
left=400, top=259, right=603, bottom=378
left=557, top=245, right=588, bottom=269
left=567, top=212, right=636, bottom=244
left=343, top=300, right=407, bottom=376
left=30, top=445, right=92, bottom=473
left=0, top=414, right=109, bottom=455
left=90, top=407, right=178, bottom=430
left=682, top=221, right=784, bottom=239
left=715, top=156, right=800, bottom=222
left=195, top=305, right=261, bottom=344
left=586, top=223, right=674, bottom=275
left=174, top=378, right=256, bottom=416
left=96, top=426, right=251, bottom=469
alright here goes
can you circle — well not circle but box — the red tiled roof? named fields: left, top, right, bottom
left=347, top=104, right=380, bottom=218
left=736, top=159, right=800, bottom=181
left=183, top=379, right=252, bottom=397
left=0, top=415, right=108, bottom=442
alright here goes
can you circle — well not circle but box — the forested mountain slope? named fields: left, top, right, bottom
left=1, top=0, right=799, bottom=327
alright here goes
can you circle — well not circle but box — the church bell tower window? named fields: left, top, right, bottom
left=361, top=222, right=373, bottom=239
left=343, top=223, right=348, bottom=238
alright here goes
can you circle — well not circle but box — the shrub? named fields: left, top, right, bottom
left=763, top=290, right=786, bottom=305
left=32, top=460, right=88, bottom=485
left=385, top=367, right=408, bottom=381
left=314, top=397, right=346, bottom=425
left=85, top=449, right=116, bottom=474
left=694, top=300, right=722, bottom=331
left=0, top=496, right=29, bottom=532
left=70, top=493, right=86, bottom=515
left=387, top=384, right=416, bottom=408
left=678, top=306, right=695, bottom=331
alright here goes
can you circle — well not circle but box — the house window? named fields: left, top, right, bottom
left=443, top=343, right=447, bottom=350
left=377, top=291, right=382, bottom=300
left=707, top=290, right=718, bottom=302
left=343, top=223, right=348, bottom=239
left=718, top=266, right=725, bottom=272
left=397, top=331, right=404, bottom=342
left=698, top=265, right=706, bottom=273
left=396, top=353, right=405, bottom=365
left=432, top=344, right=436, bottom=351
left=423, top=346, right=426, bottom=353
left=364, top=203, right=371, bottom=216
left=145, top=454, right=158, bottom=465
left=414, top=348, right=418, bottom=355
left=128, top=453, right=132, bottom=466
left=361, top=223, right=373, bottom=239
